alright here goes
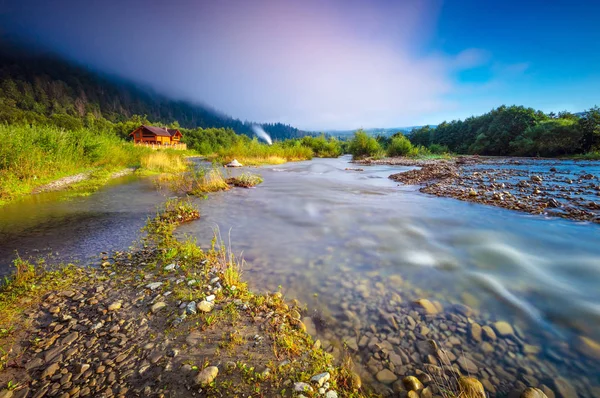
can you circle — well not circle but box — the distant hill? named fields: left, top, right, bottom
left=0, top=39, right=306, bottom=140
left=323, top=126, right=436, bottom=138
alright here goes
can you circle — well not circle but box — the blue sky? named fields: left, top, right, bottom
left=1, top=0, right=599, bottom=130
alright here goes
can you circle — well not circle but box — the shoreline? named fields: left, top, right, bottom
left=357, top=156, right=600, bottom=224
left=0, top=199, right=366, bottom=398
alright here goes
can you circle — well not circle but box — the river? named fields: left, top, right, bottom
left=1, top=156, right=599, bottom=396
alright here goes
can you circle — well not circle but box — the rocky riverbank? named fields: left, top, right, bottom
left=359, top=156, right=600, bottom=223
left=0, top=200, right=360, bottom=398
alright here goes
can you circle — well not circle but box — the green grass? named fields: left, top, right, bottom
left=226, top=172, right=264, bottom=188
left=567, top=151, right=600, bottom=160
left=216, top=138, right=313, bottom=165
left=0, top=124, right=192, bottom=205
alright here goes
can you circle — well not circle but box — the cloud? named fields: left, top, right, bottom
left=2, top=0, right=496, bottom=130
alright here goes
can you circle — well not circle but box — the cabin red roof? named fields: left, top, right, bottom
left=130, top=125, right=182, bottom=137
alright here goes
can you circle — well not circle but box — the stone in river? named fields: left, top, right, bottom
left=521, top=387, right=549, bottom=398
left=225, top=159, right=243, bottom=167
left=574, top=335, right=600, bottom=360
left=195, top=366, right=219, bottom=386
left=108, top=301, right=122, bottom=311
left=302, top=317, right=317, bottom=337
left=480, top=342, right=494, bottom=354
left=482, top=326, right=497, bottom=341
left=456, top=356, right=478, bottom=374
left=407, top=391, right=419, bottom=398
left=552, top=377, right=577, bottom=398
left=458, top=377, right=485, bottom=398
left=402, top=376, right=423, bottom=391
left=493, top=321, right=514, bottom=337
left=376, top=369, right=397, bottom=384
left=343, top=336, right=358, bottom=352
left=413, top=299, right=439, bottom=315
left=470, top=323, right=482, bottom=343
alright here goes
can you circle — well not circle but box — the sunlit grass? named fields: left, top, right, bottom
left=140, top=151, right=189, bottom=173
left=216, top=139, right=313, bottom=166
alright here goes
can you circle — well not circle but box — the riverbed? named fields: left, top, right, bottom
left=1, top=156, right=599, bottom=396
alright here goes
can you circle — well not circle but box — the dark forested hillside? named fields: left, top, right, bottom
left=0, top=40, right=305, bottom=140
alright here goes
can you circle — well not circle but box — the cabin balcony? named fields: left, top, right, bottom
left=134, top=142, right=187, bottom=150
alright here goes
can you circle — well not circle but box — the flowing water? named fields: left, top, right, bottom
left=1, top=156, right=599, bottom=396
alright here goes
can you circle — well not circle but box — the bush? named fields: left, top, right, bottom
left=428, top=144, right=449, bottom=154
left=387, top=135, right=414, bottom=157
left=348, top=130, right=382, bottom=159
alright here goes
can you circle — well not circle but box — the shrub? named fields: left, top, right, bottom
left=348, top=130, right=382, bottom=159
left=387, top=135, right=414, bottom=157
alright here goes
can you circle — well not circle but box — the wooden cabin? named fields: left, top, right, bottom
left=129, top=125, right=183, bottom=146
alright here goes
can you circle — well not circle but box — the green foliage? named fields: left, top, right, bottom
left=510, top=119, right=583, bottom=157
left=298, top=135, right=343, bottom=157
left=0, top=48, right=305, bottom=140
left=348, top=130, right=383, bottom=159
left=387, top=134, right=414, bottom=157
left=0, top=124, right=152, bottom=203
left=410, top=105, right=600, bottom=157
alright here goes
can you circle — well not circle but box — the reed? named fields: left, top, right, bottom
left=216, top=139, right=313, bottom=165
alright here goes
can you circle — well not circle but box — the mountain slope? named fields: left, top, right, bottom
left=0, top=40, right=305, bottom=140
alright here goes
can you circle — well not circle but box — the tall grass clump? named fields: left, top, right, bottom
left=140, top=151, right=189, bottom=173
left=348, top=130, right=383, bottom=159
left=217, top=138, right=313, bottom=165
left=157, top=167, right=230, bottom=195
left=0, top=124, right=153, bottom=203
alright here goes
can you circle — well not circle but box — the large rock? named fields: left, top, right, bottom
left=493, top=321, right=514, bottom=337
left=552, top=377, right=577, bottom=398
left=402, top=376, right=423, bottom=391
left=574, top=335, right=600, bottom=360
left=458, top=376, right=485, bottom=398
left=469, top=323, right=482, bottom=343
left=225, top=159, right=243, bottom=167
left=310, top=372, right=330, bottom=387
left=521, top=387, right=549, bottom=398
left=376, top=369, right=397, bottom=384
left=456, top=356, right=478, bottom=374
left=302, top=317, right=317, bottom=336
left=198, top=300, right=214, bottom=313
left=195, top=366, right=219, bottom=386
left=413, top=299, right=439, bottom=315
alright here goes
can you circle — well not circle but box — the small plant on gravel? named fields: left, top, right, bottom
left=226, top=172, right=264, bottom=188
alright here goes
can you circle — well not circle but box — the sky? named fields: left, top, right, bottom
left=1, top=0, right=599, bottom=130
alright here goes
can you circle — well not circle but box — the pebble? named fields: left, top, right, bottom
left=458, top=376, right=485, bottom=398
left=470, top=322, right=482, bottom=342
left=198, top=300, right=214, bottom=312
left=310, top=372, right=330, bottom=387
left=294, top=382, right=313, bottom=393
left=521, top=387, right=549, bottom=398
left=402, top=376, right=423, bottom=391
left=493, top=321, right=514, bottom=337
left=195, top=366, right=219, bottom=386
left=151, top=301, right=167, bottom=313
left=107, top=301, right=122, bottom=311
left=186, top=301, right=197, bottom=315
left=325, top=391, right=338, bottom=398
left=482, top=325, right=497, bottom=341
left=164, top=263, right=176, bottom=271
left=205, top=294, right=216, bottom=302
left=145, top=282, right=163, bottom=290
left=413, top=299, right=439, bottom=315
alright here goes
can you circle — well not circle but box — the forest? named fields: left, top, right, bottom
left=407, top=105, right=600, bottom=157
left=0, top=42, right=305, bottom=141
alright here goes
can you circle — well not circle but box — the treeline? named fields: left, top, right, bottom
left=0, top=41, right=305, bottom=140
left=183, top=127, right=344, bottom=164
left=347, top=130, right=446, bottom=160
left=408, top=105, right=600, bottom=157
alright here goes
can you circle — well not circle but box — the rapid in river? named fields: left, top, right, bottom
left=1, top=156, right=599, bottom=396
